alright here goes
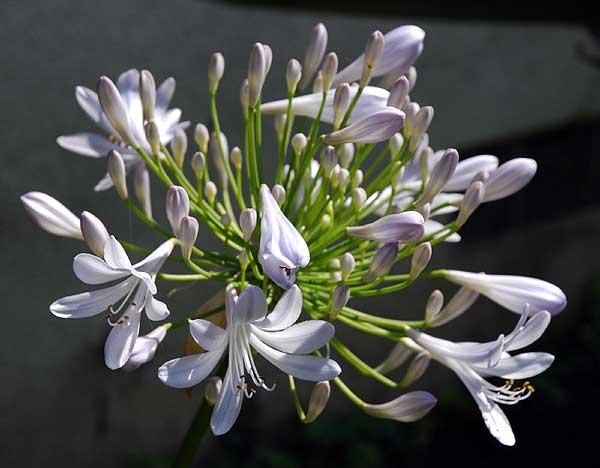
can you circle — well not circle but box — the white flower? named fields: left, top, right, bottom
left=21, top=191, right=83, bottom=240
left=445, top=270, right=567, bottom=315
left=408, top=309, right=555, bottom=445
left=364, top=391, right=437, bottom=422
left=259, top=185, right=310, bottom=289
left=56, top=69, right=189, bottom=191
left=158, top=285, right=341, bottom=435
left=50, top=236, right=174, bottom=370
left=123, top=324, right=169, bottom=371
left=324, top=107, right=405, bottom=145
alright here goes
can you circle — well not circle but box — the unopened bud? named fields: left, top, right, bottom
left=208, top=52, right=225, bottom=94
left=239, top=208, right=257, bottom=242
left=322, top=146, right=338, bottom=178
left=299, top=22, right=328, bottom=91
left=286, top=59, right=302, bottom=94
left=387, top=76, right=410, bottom=109
left=331, top=165, right=341, bottom=189
left=471, top=170, right=490, bottom=185
left=194, top=124, right=209, bottom=154
left=417, top=149, right=459, bottom=207
left=220, top=213, right=232, bottom=229
left=204, top=376, right=222, bottom=406
left=80, top=211, right=109, bottom=257
left=171, top=128, right=187, bottom=168
left=391, top=164, right=405, bottom=189
left=375, top=343, right=412, bottom=374
left=320, top=214, right=331, bottom=230
left=248, top=43, right=267, bottom=107
left=418, top=146, right=434, bottom=182
left=352, top=187, right=367, bottom=212
left=403, top=102, right=420, bottom=132
left=230, top=147, right=243, bottom=171
left=291, top=133, right=307, bottom=155
left=97, top=76, right=137, bottom=145
left=337, top=168, right=350, bottom=191
left=274, top=114, right=286, bottom=141
left=409, top=106, right=434, bottom=151
left=179, top=216, right=199, bottom=260
left=107, top=150, right=128, bottom=199
left=238, top=249, right=250, bottom=269
left=209, top=131, right=229, bottom=188
left=144, top=120, right=161, bottom=156
left=389, top=133, right=404, bottom=156
left=338, top=143, right=354, bottom=168
left=418, top=203, right=430, bottom=222
left=191, top=152, right=206, bottom=180
left=240, top=78, right=250, bottom=118
left=330, top=271, right=342, bottom=282
left=361, top=30, right=385, bottom=86
left=456, top=181, right=485, bottom=227
left=271, top=185, right=286, bottom=206
left=410, top=242, right=432, bottom=279
left=364, top=242, right=398, bottom=282
left=133, top=164, right=152, bottom=218
left=347, top=212, right=424, bottom=244
left=333, top=83, right=351, bottom=128
left=406, top=67, right=417, bottom=92
left=166, top=186, right=190, bottom=237
left=429, top=287, right=479, bottom=327
left=139, top=70, right=156, bottom=121
left=321, top=52, right=338, bottom=91
left=425, top=290, right=444, bottom=323
left=204, top=181, right=217, bottom=206
left=312, top=70, right=323, bottom=93
left=263, top=44, right=273, bottom=76
left=483, top=158, right=537, bottom=202
left=304, top=381, right=331, bottom=423
left=330, top=285, right=350, bottom=320
left=341, top=252, right=355, bottom=280
left=364, top=391, right=436, bottom=423
left=400, top=352, right=430, bottom=387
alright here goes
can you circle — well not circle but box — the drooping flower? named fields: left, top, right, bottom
left=50, top=236, right=174, bottom=370
left=259, top=185, right=310, bottom=289
left=407, top=308, right=554, bottom=445
left=56, top=69, right=189, bottom=191
left=158, top=285, right=340, bottom=435
left=364, top=391, right=437, bottom=422
left=21, top=191, right=83, bottom=240
left=444, top=270, right=567, bottom=315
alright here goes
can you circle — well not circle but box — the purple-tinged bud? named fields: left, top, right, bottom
left=299, top=22, right=328, bottom=91
left=444, top=155, right=498, bottom=192
left=416, top=149, right=459, bottom=207
left=387, top=76, right=410, bottom=109
left=321, top=52, right=338, bottom=91
left=209, top=131, right=229, bottom=188
left=291, top=133, right=307, bottom=155
left=166, top=186, right=190, bottom=237
left=21, top=192, right=82, bottom=240
left=347, top=212, right=424, bottom=244
left=324, top=108, right=405, bottom=145
left=191, top=152, right=205, bottom=180
left=204, top=181, right=217, bottom=206
left=403, top=102, right=420, bottom=131
left=361, top=30, right=385, bottom=86
left=363, top=242, right=398, bottom=282
left=410, top=242, right=431, bottom=279
left=333, top=83, right=351, bottom=128
left=272, top=184, right=286, bottom=206
left=330, top=285, right=350, bottom=320
left=208, top=52, right=225, bottom=94
left=375, top=343, right=412, bottom=374
left=220, top=213, right=232, bottom=229
left=338, top=143, right=354, bottom=168
left=144, top=120, right=161, bottom=156
left=364, top=391, right=437, bottom=422
left=425, top=289, right=444, bottom=324
left=418, top=146, right=434, bottom=182
left=321, top=146, right=338, bottom=178
left=204, top=376, right=222, bottom=406
left=230, top=146, right=243, bottom=171
left=400, top=352, right=431, bottom=386
left=179, top=216, right=199, bottom=260
left=133, top=164, right=152, bottom=219
left=239, top=208, right=257, bottom=242
left=97, top=76, right=137, bottom=145
left=409, top=106, right=434, bottom=151
left=80, top=211, right=109, bottom=257
left=471, top=170, right=490, bottom=185
left=107, top=150, right=128, bottom=199
left=305, top=381, right=331, bottom=423
left=287, top=59, right=302, bottom=94
left=194, top=124, right=209, bottom=154
left=248, top=43, right=267, bottom=107
left=341, top=252, right=355, bottom=280
left=139, top=70, right=156, bottom=121
left=171, top=128, right=187, bottom=168
left=406, top=66, right=417, bottom=92
left=484, top=158, right=537, bottom=202
left=352, top=187, right=367, bottom=212
left=456, top=181, right=485, bottom=227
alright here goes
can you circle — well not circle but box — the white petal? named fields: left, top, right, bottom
left=255, top=285, right=303, bottom=331
left=75, top=86, right=115, bottom=134
left=189, top=319, right=228, bottom=351
left=233, top=285, right=268, bottom=324
left=444, top=155, right=499, bottom=192
left=475, top=352, right=554, bottom=379
left=144, top=294, right=170, bottom=321
left=104, top=307, right=142, bottom=370
left=50, top=277, right=135, bottom=318
left=156, top=77, right=176, bottom=111
left=481, top=403, right=515, bottom=446
left=134, top=239, right=175, bottom=275
left=250, top=335, right=341, bottom=381
left=210, top=370, right=244, bottom=436
left=130, top=270, right=157, bottom=295
left=56, top=133, right=122, bottom=158
left=21, top=192, right=83, bottom=239
left=104, top=236, right=133, bottom=269
left=484, top=158, right=537, bottom=202
left=123, top=324, right=169, bottom=371
left=251, top=321, right=334, bottom=354
left=364, top=391, right=437, bottom=422
left=506, top=311, right=551, bottom=351
left=158, top=349, right=224, bottom=388
left=73, top=253, right=130, bottom=285
left=323, top=107, right=405, bottom=145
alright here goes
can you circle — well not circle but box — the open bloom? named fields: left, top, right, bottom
left=50, top=236, right=174, bottom=369
left=57, top=69, right=188, bottom=191
left=407, top=308, right=554, bottom=445
left=158, top=285, right=340, bottom=435
left=259, top=185, right=310, bottom=289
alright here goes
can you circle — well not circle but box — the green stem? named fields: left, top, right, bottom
left=171, top=399, right=212, bottom=468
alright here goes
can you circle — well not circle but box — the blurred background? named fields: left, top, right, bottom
left=1, top=0, right=599, bottom=466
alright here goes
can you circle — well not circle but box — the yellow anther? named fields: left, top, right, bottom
left=526, top=385, right=535, bottom=393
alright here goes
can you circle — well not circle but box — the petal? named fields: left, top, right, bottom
left=50, top=278, right=135, bottom=318
left=73, top=253, right=130, bottom=285
left=250, top=334, right=341, bottom=381
left=424, top=220, right=461, bottom=243
left=251, top=321, right=334, bottom=354
left=156, top=77, right=176, bottom=111
left=233, top=285, right=268, bottom=324
left=130, top=269, right=157, bottom=295
left=480, top=403, right=515, bottom=446
left=475, top=352, right=554, bottom=379
left=323, top=107, right=405, bottom=145
left=444, top=155, right=499, bottom=192
left=158, top=349, right=224, bottom=388
left=134, top=239, right=175, bottom=275
left=21, top=192, right=83, bottom=240
left=56, top=132, right=122, bottom=158
left=364, top=391, right=437, bottom=422
left=255, top=285, right=303, bottom=331
left=189, top=319, right=228, bottom=351
left=75, top=86, right=115, bottom=134
left=104, top=307, right=141, bottom=370
left=347, top=212, right=424, bottom=243
left=506, top=311, right=552, bottom=351
left=144, top=293, right=170, bottom=321
left=210, top=369, right=244, bottom=436
left=104, top=236, right=132, bottom=269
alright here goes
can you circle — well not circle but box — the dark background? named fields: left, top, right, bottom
left=1, top=0, right=600, bottom=466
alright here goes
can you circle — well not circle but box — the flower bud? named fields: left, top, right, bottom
left=400, top=352, right=430, bottom=387
left=97, top=76, right=137, bottom=145
left=330, top=165, right=341, bottom=189
left=274, top=114, right=286, bottom=141
left=330, top=285, right=350, bottom=320
left=194, top=123, right=209, bottom=154
left=410, top=242, right=431, bottom=279
left=209, top=131, right=229, bottom=188
left=239, top=208, right=257, bottom=242
left=391, top=165, right=405, bottom=189
left=208, top=52, right=225, bottom=94
left=352, top=187, right=367, bottom=212
left=409, top=106, right=434, bottom=151
left=338, top=143, right=354, bottom=168
left=389, top=132, right=404, bottom=156
left=80, top=211, right=109, bottom=256
left=351, top=170, right=363, bottom=191
left=312, top=70, right=323, bottom=93
left=403, top=102, right=420, bottom=130
left=133, top=164, right=152, bottom=218
left=321, top=52, right=338, bottom=91
left=291, top=133, right=307, bottom=155
left=330, top=271, right=342, bottom=282
left=406, top=66, right=417, bottom=91
left=304, top=381, right=331, bottom=423
left=204, top=376, right=222, bottom=406
left=21, top=192, right=83, bottom=240
left=456, top=181, right=485, bottom=227
left=240, top=78, right=250, bottom=118
left=337, top=168, right=350, bottom=191
left=348, top=212, right=424, bottom=244
left=299, top=22, right=328, bottom=91
left=375, top=343, right=412, bottom=374
left=324, top=108, right=405, bottom=145
left=220, top=213, right=232, bottom=229
left=179, top=216, right=199, bottom=260
left=483, top=158, right=537, bottom=202
left=417, top=203, right=430, bottom=222
left=139, top=69, right=156, bottom=121
left=144, top=120, right=161, bottom=156
left=416, top=149, right=459, bottom=207
left=123, top=325, right=168, bottom=372
left=171, top=128, right=187, bottom=168
left=333, top=83, right=351, bottom=129
left=471, top=170, right=490, bottom=185
left=321, top=146, right=338, bottom=178
left=248, top=43, right=267, bottom=107
left=238, top=249, right=250, bottom=269
left=286, top=59, right=302, bottom=94
left=361, top=30, right=385, bottom=86
left=230, top=146, right=243, bottom=171
left=166, top=186, right=190, bottom=237
left=363, top=242, right=398, bottom=282
left=263, top=44, right=273, bottom=76
left=387, top=76, right=410, bottom=109
left=320, top=214, right=331, bottom=230
left=364, top=391, right=437, bottom=422
left=191, top=152, right=206, bottom=180
left=341, top=252, right=355, bottom=280
left=425, top=290, right=444, bottom=323
left=429, top=287, right=479, bottom=327
left=204, top=181, right=217, bottom=206
left=418, top=146, right=434, bottom=182
left=107, top=150, right=128, bottom=199
left=272, top=184, right=286, bottom=206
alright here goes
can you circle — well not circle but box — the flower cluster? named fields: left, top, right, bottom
left=22, top=22, right=566, bottom=447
